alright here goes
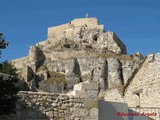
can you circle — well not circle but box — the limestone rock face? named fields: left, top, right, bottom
left=38, top=82, right=65, bottom=93
left=74, top=28, right=126, bottom=54
left=46, top=60, right=65, bottom=73
left=11, top=17, right=143, bottom=95
left=10, top=17, right=160, bottom=117
left=93, top=58, right=108, bottom=90
left=107, top=58, right=123, bottom=89
left=124, top=53, right=160, bottom=107
left=121, top=60, right=139, bottom=85
left=78, top=57, right=96, bottom=82
left=105, top=89, right=124, bottom=103
left=28, top=46, right=45, bottom=63
left=65, top=58, right=81, bottom=91
left=98, top=31, right=126, bottom=54
left=75, top=28, right=103, bottom=42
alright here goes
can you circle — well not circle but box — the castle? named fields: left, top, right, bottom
left=6, top=17, right=160, bottom=120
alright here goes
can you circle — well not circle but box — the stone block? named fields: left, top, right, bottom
left=90, top=108, right=98, bottom=117
left=84, top=117, right=95, bottom=120
left=86, top=90, right=98, bottom=98
left=72, top=108, right=89, bottom=117
left=72, top=90, right=86, bottom=98
left=73, top=90, right=98, bottom=98
left=51, top=103, right=58, bottom=107
left=74, top=82, right=98, bottom=91
left=85, top=98, right=98, bottom=108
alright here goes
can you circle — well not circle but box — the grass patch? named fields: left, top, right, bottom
left=99, top=52, right=135, bottom=61
left=63, top=43, right=71, bottom=48
left=119, top=54, right=135, bottom=61
left=43, top=71, right=66, bottom=84
left=49, top=42, right=61, bottom=50
left=37, top=65, right=47, bottom=72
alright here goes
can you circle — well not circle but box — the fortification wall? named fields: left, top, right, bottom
left=71, top=18, right=98, bottom=28
left=48, top=18, right=104, bottom=39
left=48, top=23, right=69, bottom=38
left=2, top=91, right=98, bottom=120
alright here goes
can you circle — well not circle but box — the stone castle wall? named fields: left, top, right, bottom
left=71, top=18, right=99, bottom=28
left=47, top=18, right=104, bottom=44
left=3, top=91, right=98, bottom=120
left=48, top=18, right=103, bottom=37
left=48, top=23, right=69, bottom=38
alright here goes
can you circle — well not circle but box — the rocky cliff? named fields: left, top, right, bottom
left=11, top=17, right=144, bottom=99
left=9, top=17, right=160, bottom=120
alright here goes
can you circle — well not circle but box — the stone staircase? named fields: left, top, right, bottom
left=71, top=81, right=98, bottom=98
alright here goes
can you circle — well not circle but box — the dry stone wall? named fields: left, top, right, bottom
left=5, top=91, right=98, bottom=120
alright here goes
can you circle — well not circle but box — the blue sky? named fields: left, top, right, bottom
left=0, top=0, right=160, bottom=62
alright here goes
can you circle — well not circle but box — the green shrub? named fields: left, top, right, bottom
left=86, top=45, right=92, bottom=49
left=63, top=44, right=71, bottom=48
left=43, top=71, right=66, bottom=84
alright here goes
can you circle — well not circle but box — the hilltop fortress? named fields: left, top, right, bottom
left=10, top=17, right=160, bottom=120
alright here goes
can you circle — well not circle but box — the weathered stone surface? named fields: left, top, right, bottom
left=121, top=60, right=139, bottom=85
left=72, top=90, right=98, bottom=98
left=36, top=70, right=48, bottom=81
left=47, top=60, right=65, bottom=73
left=38, top=82, right=65, bottom=93
left=93, top=58, right=108, bottom=90
left=28, top=46, right=45, bottom=64
left=7, top=91, right=99, bottom=120
left=90, top=108, right=98, bottom=117
left=105, top=89, right=124, bottom=103
left=107, top=58, right=123, bottom=89
left=98, top=31, right=126, bottom=54
left=72, top=82, right=98, bottom=98
left=11, top=17, right=160, bottom=120
left=123, top=53, right=160, bottom=107
left=65, top=58, right=81, bottom=90
left=74, top=82, right=98, bottom=91
left=11, top=18, right=128, bottom=92
left=85, top=98, right=98, bottom=108
left=77, top=57, right=96, bottom=82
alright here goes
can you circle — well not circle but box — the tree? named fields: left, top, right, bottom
left=0, top=33, right=9, bottom=56
left=0, top=76, right=19, bottom=115
left=0, top=33, right=19, bottom=115
left=0, top=61, right=17, bottom=77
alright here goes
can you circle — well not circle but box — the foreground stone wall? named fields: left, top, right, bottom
left=9, top=91, right=98, bottom=120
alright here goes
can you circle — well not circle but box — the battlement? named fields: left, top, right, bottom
left=71, top=18, right=99, bottom=28
left=48, top=17, right=104, bottom=38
